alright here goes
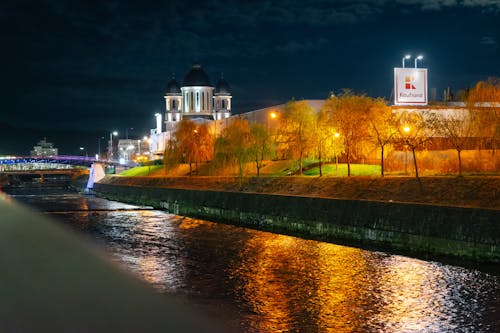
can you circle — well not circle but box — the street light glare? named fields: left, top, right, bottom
left=403, top=126, right=411, bottom=133
left=404, top=54, right=411, bottom=59
left=112, top=131, right=118, bottom=136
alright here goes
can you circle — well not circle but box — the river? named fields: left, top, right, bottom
left=7, top=189, right=500, bottom=332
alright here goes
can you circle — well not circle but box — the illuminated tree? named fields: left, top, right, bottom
left=278, top=100, right=315, bottom=175
left=162, top=138, right=178, bottom=175
left=466, top=78, right=500, bottom=155
left=323, top=91, right=371, bottom=177
left=428, top=108, right=478, bottom=176
left=249, top=123, right=274, bottom=177
left=395, top=111, right=429, bottom=179
left=367, top=99, right=398, bottom=177
left=175, top=119, right=213, bottom=176
left=313, top=109, right=340, bottom=176
left=214, top=118, right=251, bottom=179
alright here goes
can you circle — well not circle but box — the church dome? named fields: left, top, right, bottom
left=182, top=63, right=211, bottom=86
left=165, top=77, right=181, bottom=94
left=215, top=77, right=230, bottom=94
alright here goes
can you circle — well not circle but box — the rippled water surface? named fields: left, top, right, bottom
left=12, top=192, right=500, bottom=332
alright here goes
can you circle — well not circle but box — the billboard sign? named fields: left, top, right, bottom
left=394, top=68, right=428, bottom=105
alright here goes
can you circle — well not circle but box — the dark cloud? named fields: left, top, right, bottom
left=1, top=0, right=499, bottom=151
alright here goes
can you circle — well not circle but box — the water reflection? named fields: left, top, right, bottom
left=11, top=193, right=500, bottom=333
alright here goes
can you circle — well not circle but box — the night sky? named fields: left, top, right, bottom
left=1, top=0, right=499, bottom=154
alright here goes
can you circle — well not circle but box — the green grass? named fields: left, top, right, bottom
left=119, top=165, right=163, bottom=177
left=302, top=163, right=381, bottom=176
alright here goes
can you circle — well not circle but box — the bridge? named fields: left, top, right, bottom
left=0, top=155, right=136, bottom=172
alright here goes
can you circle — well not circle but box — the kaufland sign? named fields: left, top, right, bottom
left=394, top=68, right=428, bottom=105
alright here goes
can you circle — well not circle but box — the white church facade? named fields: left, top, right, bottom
left=149, top=63, right=232, bottom=156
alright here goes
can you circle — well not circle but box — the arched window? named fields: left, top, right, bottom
left=190, top=92, right=194, bottom=112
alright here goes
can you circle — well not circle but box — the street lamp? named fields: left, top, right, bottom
left=402, top=54, right=411, bottom=68
left=109, top=131, right=118, bottom=161
left=333, top=132, right=340, bottom=171
left=414, top=55, right=423, bottom=68
left=403, top=126, right=410, bottom=174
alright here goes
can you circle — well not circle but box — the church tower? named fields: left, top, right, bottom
left=213, top=74, right=232, bottom=120
left=164, top=76, right=182, bottom=130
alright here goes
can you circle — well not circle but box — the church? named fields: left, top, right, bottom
left=149, top=63, right=232, bottom=156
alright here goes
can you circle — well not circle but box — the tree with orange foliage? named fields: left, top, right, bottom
left=175, top=119, right=213, bottom=176
left=214, top=117, right=251, bottom=179
left=466, top=78, right=500, bottom=155
left=367, top=98, right=398, bottom=177
left=249, top=123, right=274, bottom=177
left=323, top=91, right=371, bottom=177
left=278, top=100, right=315, bottom=175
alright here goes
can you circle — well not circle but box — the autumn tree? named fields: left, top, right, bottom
left=367, top=99, right=398, bottom=177
left=466, top=78, right=500, bottom=155
left=214, top=118, right=251, bottom=179
left=277, top=100, right=315, bottom=175
left=249, top=123, right=274, bottom=177
left=313, top=109, right=340, bottom=176
left=323, top=91, right=371, bottom=177
left=395, top=111, right=430, bottom=179
left=175, top=119, right=213, bottom=176
left=429, top=109, right=478, bottom=176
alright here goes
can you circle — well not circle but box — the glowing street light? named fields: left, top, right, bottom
left=109, top=131, right=118, bottom=161
left=402, top=54, right=411, bottom=68
left=414, top=55, right=423, bottom=68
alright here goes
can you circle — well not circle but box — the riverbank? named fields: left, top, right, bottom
left=93, top=176, right=500, bottom=263
left=98, top=176, right=499, bottom=210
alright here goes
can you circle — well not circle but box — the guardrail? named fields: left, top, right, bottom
left=0, top=194, right=219, bottom=332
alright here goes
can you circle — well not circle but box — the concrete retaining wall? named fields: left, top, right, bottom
left=93, top=183, right=500, bottom=263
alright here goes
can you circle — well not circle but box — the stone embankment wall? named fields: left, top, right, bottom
left=93, top=182, right=500, bottom=263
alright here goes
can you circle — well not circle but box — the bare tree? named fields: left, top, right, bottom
left=367, top=99, right=398, bottom=177
left=429, top=109, right=478, bottom=176
left=249, top=123, right=274, bottom=177
left=395, top=111, right=430, bottom=179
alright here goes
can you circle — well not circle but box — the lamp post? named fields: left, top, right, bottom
left=97, top=136, right=104, bottom=160
left=333, top=132, right=340, bottom=171
left=402, top=54, right=411, bottom=68
left=108, top=131, right=118, bottom=161
left=403, top=126, right=410, bottom=175
left=414, top=55, right=423, bottom=68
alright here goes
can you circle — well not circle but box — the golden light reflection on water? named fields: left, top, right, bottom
left=233, top=233, right=370, bottom=332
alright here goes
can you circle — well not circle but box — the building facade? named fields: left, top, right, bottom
left=30, top=138, right=58, bottom=157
